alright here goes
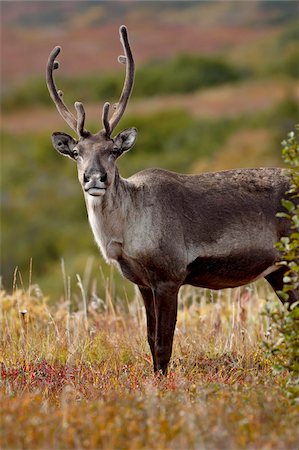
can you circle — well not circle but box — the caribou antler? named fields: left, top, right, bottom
left=47, top=26, right=134, bottom=138
left=101, top=25, right=135, bottom=137
left=46, top=46, right=88, bottom=137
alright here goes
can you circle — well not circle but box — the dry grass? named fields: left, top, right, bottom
left=1, top=276, right=299, bottom=450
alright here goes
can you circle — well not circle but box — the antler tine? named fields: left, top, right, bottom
left=105, top=25, right=135, bottom=135
left=102, top=102, right=111, bottom=136
left=75, top=102, right=87, bottom=137
left=47, top=46, right=87, bottom=136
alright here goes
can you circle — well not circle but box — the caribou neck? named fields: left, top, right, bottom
left=84, top=169, right=136, bottom=263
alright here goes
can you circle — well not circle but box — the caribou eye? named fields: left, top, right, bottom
left=111, top=147, right=119, bottom=157
left=72, top=149, right=79, bottom=159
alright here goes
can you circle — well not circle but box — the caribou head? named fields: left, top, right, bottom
left=47, top=26, right=137, bottom=198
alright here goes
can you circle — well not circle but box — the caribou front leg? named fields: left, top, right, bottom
left=139, top=286, right=157, bottom=372
left=153, top=283, right=179, bottom=375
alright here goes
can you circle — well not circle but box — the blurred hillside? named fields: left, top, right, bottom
left=1, top=1, right=299, bottom=300
left=2, top=1, right=299, bottom=85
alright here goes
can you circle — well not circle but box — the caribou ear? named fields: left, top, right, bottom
left=52, top=132, right=77, bottom=159
left=114, top=127, right=137, bottom=156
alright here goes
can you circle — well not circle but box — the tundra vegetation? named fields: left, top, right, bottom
left=1, top=276, right=299, bottom=449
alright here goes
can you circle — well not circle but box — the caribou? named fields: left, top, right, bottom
left=46, top=25, right=298, bottom=374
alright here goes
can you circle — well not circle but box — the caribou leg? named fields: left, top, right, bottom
left=265, top=266, right=299, bottom=307
left=139, top=286, right=157, bottom=372
left=153, top=283, right=179, bottom=375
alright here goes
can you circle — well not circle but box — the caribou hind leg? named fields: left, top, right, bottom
left=265, top=266, right=299, bottom=307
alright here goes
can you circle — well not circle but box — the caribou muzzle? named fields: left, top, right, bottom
left=84, top=172, right=107, bottom=196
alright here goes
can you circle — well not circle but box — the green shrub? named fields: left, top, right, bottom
left=134, top=54, right=245, bottom=97
left=265, top=125, right=299, bottom=401
left=276, top=126, right=299, bottom=299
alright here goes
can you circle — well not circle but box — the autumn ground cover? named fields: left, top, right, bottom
left=1, top=274, right=299, bottom=450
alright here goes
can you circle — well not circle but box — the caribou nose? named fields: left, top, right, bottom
left=84, top=172, right=107, bottom=183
